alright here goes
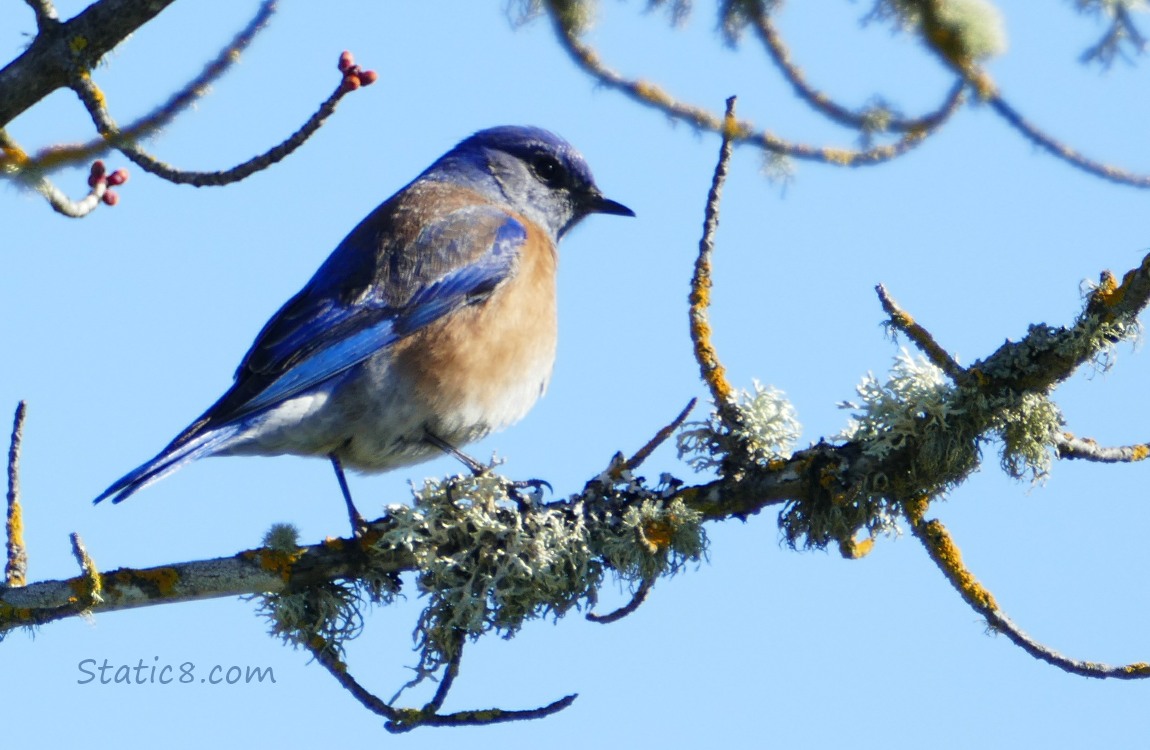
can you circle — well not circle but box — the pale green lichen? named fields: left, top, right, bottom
left=678, top=380, right=801, bottom=471
left=259, top=469, right=707, bottom=678
left=591, top=495, right=706, bottom=583
left=256, top=524, right=398, bottom=658
left=870, top=0, right=1007, bottom=60
left=508, top=0, right=597, bottom=34
left=262, top=522, right=300, bottom=552
left=991, top=391, right=1063, bottom=481
left=838, top=350, right=961, bottom=462
left=377, top=472, right=705, bottom=679
left=382, top=473, right=597, bottom=674
left=1072, top=0, right=1148, bottom=17
left=718, top=0, right=779, bottom=45
left=259, top=579, right=368, bottom=656
left=774, top=349, right=1062, bottom=551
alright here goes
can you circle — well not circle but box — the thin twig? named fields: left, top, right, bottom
left=0, top=0, right=180, bottom=127
left=907, top=503, right=1150, bottom=680
left=987, top=94, right=1150, bottom=189
left=876, top=283, right=964, bottom=381
left=690, top=97, right=738, bottom=414
left=545, top=7, right=937, bottom=168
left=9, top=1, right=275, bottom=174
left=751, top=8, right=966, bottom=135
left=71, top=61, right=371, bottom=187
left=586, top=577, right=653, bottom=624
left=68, top=532, right=102, bottom=608
left=5, top=402, right=27, bottom=587
left=307, top=636, right=576, bottom=733
left=423, top=632, right=464, bottom=713
left=1080, top=3, right=1147, bottom=67
left=1055, top=433, right=1150, bottom=463
left=23, top=0, right=58, bottom=31
left=620, top=398, right=697, bottom=474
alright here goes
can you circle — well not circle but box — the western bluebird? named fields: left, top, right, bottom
left=94, top=126, right=633, bottom=526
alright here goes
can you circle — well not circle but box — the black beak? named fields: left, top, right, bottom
left=587, top=193, right=635, bottom=217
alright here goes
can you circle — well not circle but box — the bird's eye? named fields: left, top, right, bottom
left=530, top=154, right=566, bottom=189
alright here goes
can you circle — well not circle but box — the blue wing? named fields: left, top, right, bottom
left=95, top=204, right=526, bottom=504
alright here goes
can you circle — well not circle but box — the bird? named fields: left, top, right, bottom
left=94, top=126, right=633, bottom=528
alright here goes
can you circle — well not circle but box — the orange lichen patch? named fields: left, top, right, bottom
left=255, top=547, right=306, bottom=582
left=690, top=287, right=735, bottom=407
left=108, top=567, right=178, bottom=596
left=1092, top=270, right=1123, bottom=308
left=919, top=518, right=998, bottom=612
left=5, top=496, right=26, bottom=587
left=968, top=70, right=998, bottom=100
left=821, top=148, right=854, bottom=165
left=818, top=464, right=840, bottom=491
left=721, top=113, right=749, bottom=141
left=634, top=80, right=674, bottom=108
left=0, top=602, right=35, bottom=625
left=902, top=495, right=930, bottom=524
left=355, top=527, right=384, bottom=547
left=1132, top=445, right=1150, bottom=462
left=0, top=141, right=29, bottom=170
left=839, top=536, right=875, bottom=560
left=1122, top=662, right=1150, bottom=676
left=640, top=519, right=675, bottom=552
left=322, top=536, right=345, bottom=551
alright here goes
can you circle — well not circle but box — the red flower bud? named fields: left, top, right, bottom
left=88, top=160, right=106, bottom=187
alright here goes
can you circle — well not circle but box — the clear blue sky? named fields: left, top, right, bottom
left=3, top=2, right=1149, bottom=747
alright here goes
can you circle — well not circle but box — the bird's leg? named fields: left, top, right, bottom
left=423, top=432, right=488, bottom=475
left=329, top=454, right=368, bottom=536
left=423, top=431, right=551, bottom=509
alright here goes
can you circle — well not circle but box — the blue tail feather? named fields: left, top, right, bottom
left=94, top=424, right=243, bottom=505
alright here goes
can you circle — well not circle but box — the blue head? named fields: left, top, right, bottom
left=423, top=126, right=634, bottom=238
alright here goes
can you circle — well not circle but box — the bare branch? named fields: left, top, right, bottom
left=988, top=94, right=1150, bottom=189
left=690, top=97, right=738, bottom=413
left=0, top=0, right=180, bottom=128
left=907, top=501, right=1150, bottom=680
left=876, top=283, right=964, bottom=381
left=750, top=7, right=967, bottom=136
left=0, top=532, right=415, bottom=636
left=307, top=632, right=578, bottom=732
left=586, top=576, right=653, bottom=624
left=5, top=402, right=27, bottom=587
left=543, top=4, right=941, bottom=168
left=1055, top=433, right=1150, bottom=463
left=619, top=398, right=696, bottom=475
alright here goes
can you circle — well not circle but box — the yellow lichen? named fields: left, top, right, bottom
left=821, top=148, right=854, bottom=165
left=921, top=518, right=998, bottom=612
left=110, top=567, right=177, bottom=596
left=640, top=519, right=674, bottom=552
left=839, top=537, right=875, bottom=560
left=634, top=80, right=674, bottom=107
left=1132, top=445, right=1149, bottom=461
left=255, top=547, right=306, bottom=582
left=5, top=494, right=25, bottom=587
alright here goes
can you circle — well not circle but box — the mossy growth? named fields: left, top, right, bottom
left=256, top=470, right=706, bottom=678
left=678, top=380, right=801, bottom=473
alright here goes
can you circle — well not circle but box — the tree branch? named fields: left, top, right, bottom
left=0, top=0, right=179, bottom=128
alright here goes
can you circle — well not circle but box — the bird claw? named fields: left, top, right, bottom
left=504, top=477, right=552, bottom=510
